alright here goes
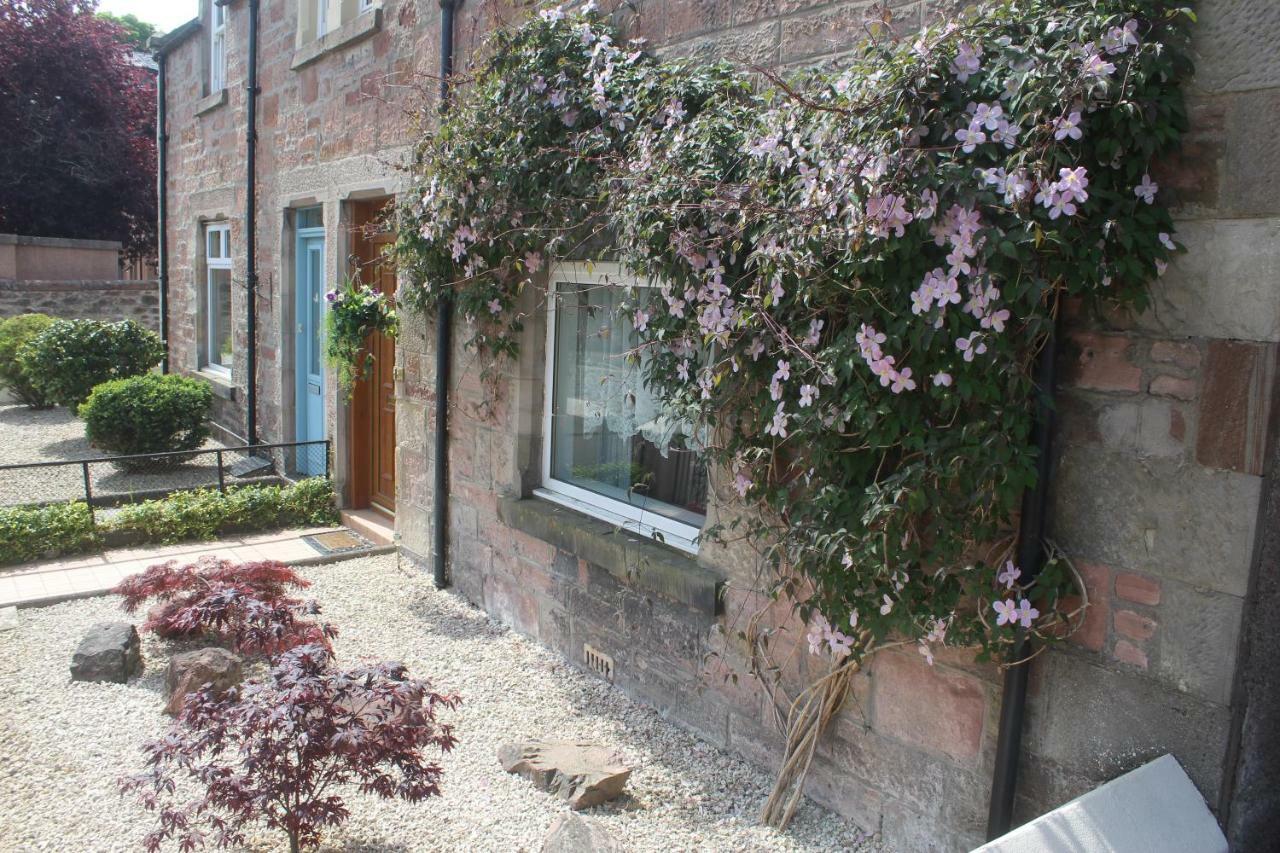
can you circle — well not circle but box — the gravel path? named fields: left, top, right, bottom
left=0, top=553, right=880, bottom=852
left=0, top=404, right=231, bottom=508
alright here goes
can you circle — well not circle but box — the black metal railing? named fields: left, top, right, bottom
left=0, top=439, right=330, bottom=521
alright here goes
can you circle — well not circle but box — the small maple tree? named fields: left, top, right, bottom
left=113, top=557, right=337, bottom=656
left=121, top=644, right=460, bottom=853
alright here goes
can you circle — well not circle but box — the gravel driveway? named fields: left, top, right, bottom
left=0, top=553, right=879, bottom=852
left=0, top=404, right=231, bottom=508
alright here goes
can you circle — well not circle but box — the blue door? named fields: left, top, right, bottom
left=296, top=216, right=326, bottom=476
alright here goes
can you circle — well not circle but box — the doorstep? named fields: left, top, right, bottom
left=340, top=508, right=395, bottom=546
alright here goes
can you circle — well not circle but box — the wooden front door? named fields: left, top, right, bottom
left=349, top=200, right=397, bottom=515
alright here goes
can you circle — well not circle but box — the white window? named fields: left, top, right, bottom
left=210, top=1, right=227, bottom=91
left=539, top=262, right=708, bottom=553
left=358, top=0, right=374, bottom=11
left=316, top=0, right=328, bottom=36
left=204, top=223, right=233, bottom=376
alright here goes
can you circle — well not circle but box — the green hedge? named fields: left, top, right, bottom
left=0, top=502, right=98, bottom=564
left=0, top=479, right=338, bottom=566
left=17, top=319, right=165, bottom=410
left=80, top=374, right=213, bottom=461
left=0, top=314, right=58, bottom=409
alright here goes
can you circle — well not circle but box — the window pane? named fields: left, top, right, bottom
left=206, top=227, right=220, bottom=259
left=308, top=248, right=322, bottom=375
left=549, top=281, right=707, bottom=527
left=209, top=267, right=233, bottom=370
left=297, top=206, right=323, bottom=230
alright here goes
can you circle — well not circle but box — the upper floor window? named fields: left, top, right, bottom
left=204, top=222, right=233, bottom=376
left=298, top=0, right=378, bottom=46
left=539, top=263, right=708, bottom=553
left=210, top=1, right=227, bottom=91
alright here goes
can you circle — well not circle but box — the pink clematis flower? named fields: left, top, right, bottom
left=1017, top=599, right=1040, bottom=628
left=932, top=372, right=953, bottom=388
left=993, top=599, right=1018, bottom=626
left=998, top=560, right=1021, bottom=589
left=1134, top=174, right=1158, bottom=205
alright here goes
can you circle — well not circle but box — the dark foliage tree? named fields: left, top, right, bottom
left=0, top=0, right=156, bottom=256
left=121, top=644, right=460, bottom=853
left=113, top=557, right=338, bottom=656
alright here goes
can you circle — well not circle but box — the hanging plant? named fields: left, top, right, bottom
left=324, top=274, right=398, bottom=395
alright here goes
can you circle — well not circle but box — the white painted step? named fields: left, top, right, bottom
left=975, top=754, right=1227, bottom=853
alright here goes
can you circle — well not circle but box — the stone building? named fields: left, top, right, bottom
left=154, top=1, right=1278, bottom=849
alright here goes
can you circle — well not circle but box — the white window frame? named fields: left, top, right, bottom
left=204, top=222, right=233, bottom=378
left=210, top=2, right=227, bottom=92
left=358, top=0, right=375, bottom=11
left=538, top=261, right=704, bottom=554
left=316, top=0, right=329, bottom=37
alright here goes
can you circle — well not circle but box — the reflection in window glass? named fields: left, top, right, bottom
left=210, top=268, right=233, bottom=370
left=549, top=280, right=707, bottom=530
left=308, top=247, right=323, bottom=375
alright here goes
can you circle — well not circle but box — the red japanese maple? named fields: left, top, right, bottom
left=0, top=0, right=157, bottom=256
left=121, top=644, right=460, bottom=853
left=113, top=557, right=337, bottom=656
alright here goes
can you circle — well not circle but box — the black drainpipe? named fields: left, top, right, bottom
left=244, top=0, right=261, bottom=445
left=155, top=45, right=170, bottom=373
left=986, top=317, right=1061, bottom=838
left=432, top=0, right=459, bottom=590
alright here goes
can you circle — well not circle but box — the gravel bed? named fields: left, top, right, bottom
left=0, top=553, right=881, bottom=852
left=0, top=404, right=230, bottom=508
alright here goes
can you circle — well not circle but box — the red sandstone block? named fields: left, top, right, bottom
left=1115, top=572, right=1162, bottom=606
left=1064, top=332, right=1142, bottom=392
left=1066, top=562, right=1111, bottom=653
left=1113, top=639, right=1149, bottom=670
left=1149, top=374, right=1197, bottom=401
left=1196, top=340, right=1276, bottom=475
left=1114, top=609, right=1157, bottom=642
left=871, top=651, right=985, bottom=762
left=1149, top=340, right=1202, bottom=370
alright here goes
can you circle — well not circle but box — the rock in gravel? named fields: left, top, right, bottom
left=0, top=607, right=17, bottom=632
left=164, top=647, right=243, bottom=715
left=70, top=622, right=141, bottom=684
left=499, top=741, right=633, bottom=810
left=541, top=813, right=621, bottom=852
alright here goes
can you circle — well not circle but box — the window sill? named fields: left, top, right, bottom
left=291, top=9, right=381, bottom=71
left=197, top=369, right=236, bottom=400
left=498, top=495, right=722, bottom=617
left=195, top=88, right=227, bottom=117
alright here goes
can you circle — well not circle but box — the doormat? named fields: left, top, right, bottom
left=303, top=530, right=372, bottom=555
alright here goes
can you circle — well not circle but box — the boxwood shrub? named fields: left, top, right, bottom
left=0, top=502, right=98, bottom=565
left=0, top=313, right=57, bottom=409
left=17, top=319, right=165, bottom=409
left=111, top=478, right=339, bottom=545
left=80, top=374, right=213, bottom=461
left=0, top=479, right=337, bottom=567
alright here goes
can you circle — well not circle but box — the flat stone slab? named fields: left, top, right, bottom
left=0, top=606, right=17, bottom=631
left=70, top=621, right=141, bottom=684
left=541, top=813, right=620, bottom=852
left=499, top=740, right=632, bottom=810
left=977, top=754, right=1227, bottom=853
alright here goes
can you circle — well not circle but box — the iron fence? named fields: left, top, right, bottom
left=0, top=440, right=330, bottom=520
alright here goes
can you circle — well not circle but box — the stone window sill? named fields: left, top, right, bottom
left=291, top=9, right=381, bottom=71
left=498, top=496, right=722, bottom=616
left=195, top=89, right=227, bottom=117
left=197, top=369, right=236, bottom=400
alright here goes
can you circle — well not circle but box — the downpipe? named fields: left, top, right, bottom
left=432, top=0, right=460, bottom=590
left=245, top=0, right=261, bottom=445
left=986, top=316, right=1060, bottom=838
left=155, top=47, right=170, bottom=373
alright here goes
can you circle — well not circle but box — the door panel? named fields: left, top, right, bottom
left=295, top=231, right=326, bottom=477
left=349, top=199, right=397, bottom=515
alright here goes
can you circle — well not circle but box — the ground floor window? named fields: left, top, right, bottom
left=539, top=262, right=707, bottom=552
left=204, top=222, right=233, bottom=376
